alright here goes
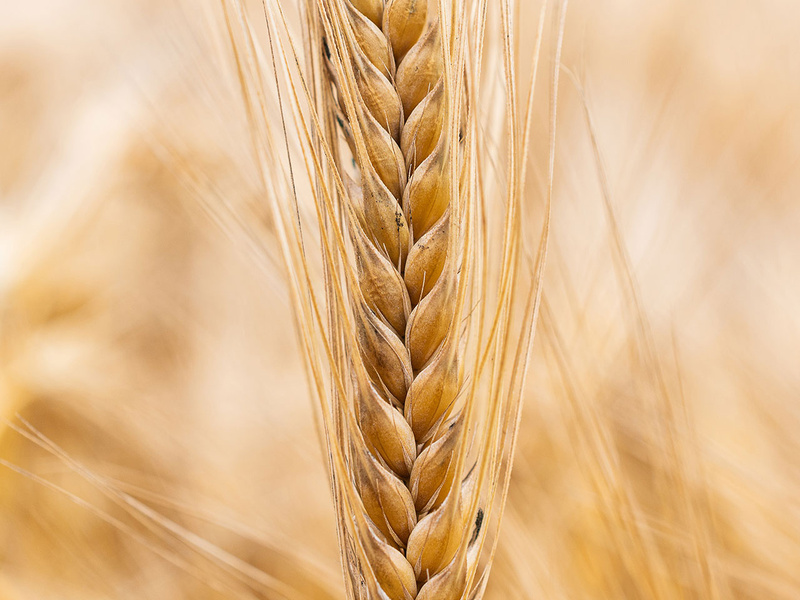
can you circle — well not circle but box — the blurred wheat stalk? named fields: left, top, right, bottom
left=1, top=1, right=799, bottom=599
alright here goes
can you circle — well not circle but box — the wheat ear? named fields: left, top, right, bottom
left=315, top=0, right=478, bottom=598
left=219, top=0, right=552, bottom=597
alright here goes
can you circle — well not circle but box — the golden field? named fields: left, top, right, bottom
left=1, top=1, right=798, bottom=598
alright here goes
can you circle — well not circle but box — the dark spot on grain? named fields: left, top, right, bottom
left=470, top=508, right=484, bottom=545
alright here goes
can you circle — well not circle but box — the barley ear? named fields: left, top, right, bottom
left=232, top=0, right=556, bottom=597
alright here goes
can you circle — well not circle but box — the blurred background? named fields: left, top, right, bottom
left=1, top=0, right=798, bottom=598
